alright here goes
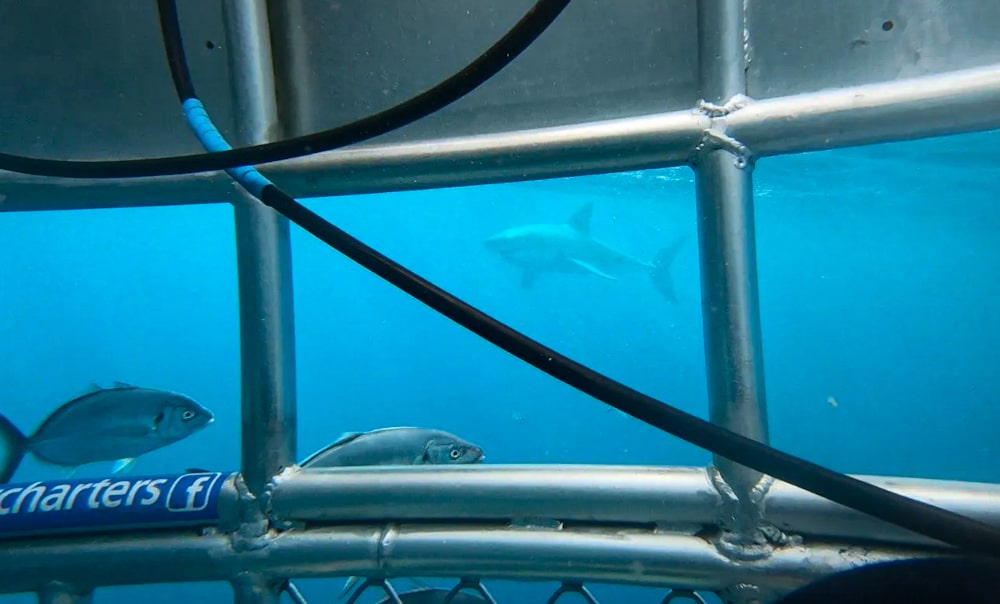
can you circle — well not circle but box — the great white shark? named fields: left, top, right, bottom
left=484, top=203, right=685, bottom=301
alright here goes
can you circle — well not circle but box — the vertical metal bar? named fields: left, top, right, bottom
left=221, top=0, right=297, bottom=501
left=694, top=0, right=770, bottom=525
left=37, top=583, right=93, bottom=604
left=220, top=2, right=296, bottom=603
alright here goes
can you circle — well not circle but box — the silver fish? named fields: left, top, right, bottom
left=301, top=427, right=485, bottom=468
left=0, top=381, right=214, bottom=483
left=305, top=427, right=485, bottom=600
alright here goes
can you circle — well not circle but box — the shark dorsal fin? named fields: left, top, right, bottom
left=567, top=203, right=593, bottom=236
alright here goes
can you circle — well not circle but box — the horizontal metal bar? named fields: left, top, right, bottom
left=0, top=172, right=237, bottom=212
left=0, top=110, right=707, bottom=212
left=767, top=475, right=1000, bottom=547
left=727, top=63, right=1000, bottom=157
left=2, top=62, right=998, bottom=212
left=269, top=465, right=1000, bottom=548
left=271, top=465, right=718, bottom=528
left=0, top=523, right=927, bottom=596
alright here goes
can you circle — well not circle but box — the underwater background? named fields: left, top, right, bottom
left=0, top=128, right=998, bottom=602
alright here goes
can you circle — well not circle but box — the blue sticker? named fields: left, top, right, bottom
left=0, top=472, right=229, bottom=538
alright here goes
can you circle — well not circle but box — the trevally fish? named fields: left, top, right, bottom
left=301, top=427, right=485, bottom=468
left=483, top=202, right=686, bottom=301
left=304, top=427, right=485, bottom=600
left=0, top=382, right=214, bottom=483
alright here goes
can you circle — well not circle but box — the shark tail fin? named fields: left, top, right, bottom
left=0, top=412, right=29, bottom=484
left=648, top=236, right=687, bottom=303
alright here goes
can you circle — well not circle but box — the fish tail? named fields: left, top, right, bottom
left=0, top=412, right=29, bottom=484
left=648, top=235, right=687, bottom=303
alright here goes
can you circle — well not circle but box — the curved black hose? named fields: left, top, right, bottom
left=259, top=184, right=1000, bottom=557
left=0, top=0, right=571, bottom=179
left=155, top=0, right=1000, bottom=556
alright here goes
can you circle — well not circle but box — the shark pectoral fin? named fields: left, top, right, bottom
left=569, top=258, right=617, bottom=280
left=63, top=466, right=79, bottom=479
left=520, top=270, right=538, bottom=289
left=112, top=457, right=137, bottom=475
left=567, top=203, right=593, bottom=235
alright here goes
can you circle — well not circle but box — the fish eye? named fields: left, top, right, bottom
left=182, top=409, right=196, bottom=421
left=449, top=448, right=461, bottom=459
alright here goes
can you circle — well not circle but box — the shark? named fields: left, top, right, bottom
left=483, top=203, right=685, bottom=301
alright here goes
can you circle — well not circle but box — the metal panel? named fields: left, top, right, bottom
left=746, top=0, right=1000, bottom=98
left=0, top=0, right=235, bottom=160
left=0, top=0, right=698, bottom=163
left=264, top=0, right=699, bottom=142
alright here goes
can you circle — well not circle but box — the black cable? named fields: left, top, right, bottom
left=259, top=183, right=1000, bottom=557
left=157, top=0, right=196, bottom=102
left=0, top=0, right=572, bottom=179
left=156, top=0, right=1000, bottom=557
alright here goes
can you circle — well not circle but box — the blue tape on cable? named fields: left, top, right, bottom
left=182, top=98, right=272, bottom=198
left=0, top=471, right=230, bottom=538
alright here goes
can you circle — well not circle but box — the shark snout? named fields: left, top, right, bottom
left=482, top=233, right=508, bottom=252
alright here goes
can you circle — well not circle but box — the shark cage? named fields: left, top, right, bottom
left=2, top=0, right=1000, bottom=603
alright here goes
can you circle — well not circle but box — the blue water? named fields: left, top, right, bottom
left=1, top=128, right=998, bottom=601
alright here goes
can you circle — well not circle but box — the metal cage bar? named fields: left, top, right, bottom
left=222, top=0, right=298, bottom=501
left=2, top=465, right=999, bottom=594
left=692, top=0, right=770, bottom=542
left=2, top=63, right=1000, bottom=212
left=2, top=1, right=1000, bottom=603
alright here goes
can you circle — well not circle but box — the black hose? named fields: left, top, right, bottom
left=156, top=0, right=1000, bottom=557
left=0, top=0, right=572, bottom=179
left=259, top=183, right=1000, bottom=557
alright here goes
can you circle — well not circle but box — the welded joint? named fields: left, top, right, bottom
left=689, top=94, right=755, bottom=169
left=262, top=464, right=303, bottom=531
left=228, top=471, right=272, bottom=552
left=697, top=94, right=752, bottom=118
left=742, top=0, right=754, bottom=71
left=376, top=524, right=400, bottom=573
left=707, top=465, right=801, bottom=562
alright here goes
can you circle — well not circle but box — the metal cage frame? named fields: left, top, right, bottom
left=2, top=1, right=1000, bottom=603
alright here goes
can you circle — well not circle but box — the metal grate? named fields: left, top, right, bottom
left=338, top=578, right=711, bottom=604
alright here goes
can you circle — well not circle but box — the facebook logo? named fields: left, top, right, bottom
left=166, top=472, right=223, bottom=513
